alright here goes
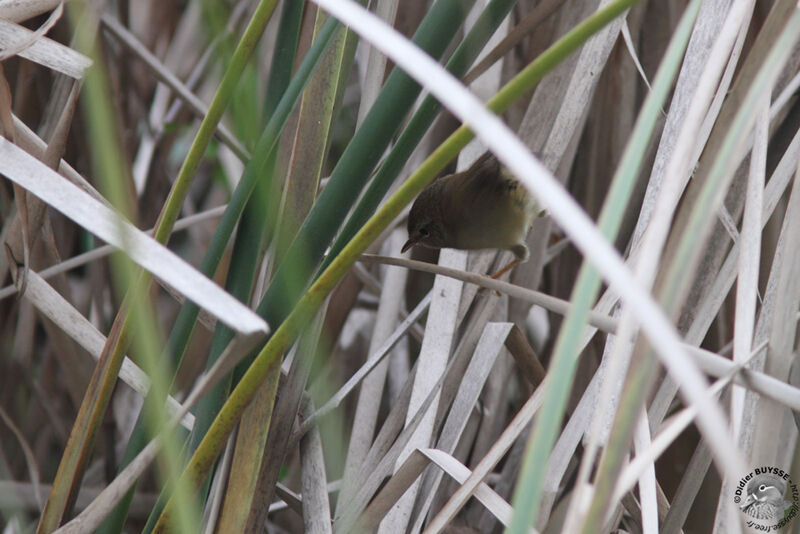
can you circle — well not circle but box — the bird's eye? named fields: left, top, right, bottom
left=419, top=227, right=430, bottom=237
left=759, top=485, right=767, bottom=491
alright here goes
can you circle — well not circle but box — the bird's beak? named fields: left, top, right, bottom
left=740, top=494, right=756, bottom=510
left=401, top=238, right=416, bottom=254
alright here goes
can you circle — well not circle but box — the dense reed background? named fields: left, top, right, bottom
left=1, top=0, right=799, bottom=533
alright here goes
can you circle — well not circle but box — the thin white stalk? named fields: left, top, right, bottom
left=631, top=407, right=657, bottom=534
left=731, top=96, right=766, bottom=437
left=338, top=230, right=410, bottom=514
left=355, top=0, right=399, bottom=126
left=378, top=249, right=465, bottom=533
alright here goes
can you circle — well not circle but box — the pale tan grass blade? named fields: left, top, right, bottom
left=0, top=18, right=90, bottom=78
left=0, top=138, right=268, bottom=336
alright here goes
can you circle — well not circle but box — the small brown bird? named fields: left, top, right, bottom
left=402, top=151, right=541, bottom=278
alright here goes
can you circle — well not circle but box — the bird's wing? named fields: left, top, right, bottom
left=459, top=152, right=511, bottom=201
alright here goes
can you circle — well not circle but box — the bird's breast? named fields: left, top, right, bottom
left=446, top=188, right=534, bottom=251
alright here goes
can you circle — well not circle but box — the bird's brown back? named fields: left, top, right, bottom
left=438, top=154, right=536, bottom=252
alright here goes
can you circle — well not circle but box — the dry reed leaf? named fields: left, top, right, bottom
left=0, top=0, right=65, bottom=23
left=411, top=321, right=513, bottom=531
left=273, top=483, right=304, bottom=517
left=0, top=205, right=226, bottom=301
left=18, top=269, right=194, bottom=430
left=101, top=13, right=250, bottom=163
left=504, top=323, right=546, bottom=387
left=0, top=481, right=157, bottom=518
left=299, top=292, right=432, bottom=440
left=199, top=435, right=235, bottom=534
left=235, top=305, right=330, bottom=532
left=0, top=404, right=44, bottom=512
left=339, top=231, right=410, bottom=513
left=52, top=436, right=166, bottom=534
left=10, top=113, right=107, bottom=204
left=335, top=297, right=504, bottom=532
left=130, top=1, right=207, bottom=194
left=423, top=386, right=545, bottom=534
left=0, top=138, right=268, bottom=336
left=730, top=94, right=767, bottom=439
left=55, top=332, right=265, bottom=533
left=379, top=249, right=466, bottom=533
left=748, top=137, right=800, bottom=462
left=463, top=0, right=561, bottom=85
left=615, top=374, right=733, bottom=505
left=631, top=408, right=657, bottom=534
left=358, top=448, right=519, bottom=532
left=585, top=0, right=753, bottom=353
left=0, top=18, right=90, bottom=78
left=366, top=253, right=800, bottom=415
left=355, top=0, right=398, bottom=125
left=0, top=62, right=14, bottom=137
left=0, top=2, right=62, bottom=61
left=300, top=402, right=334, bottom=534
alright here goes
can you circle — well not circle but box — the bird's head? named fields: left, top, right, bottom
left=402, top=185, right=449, bottom=253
